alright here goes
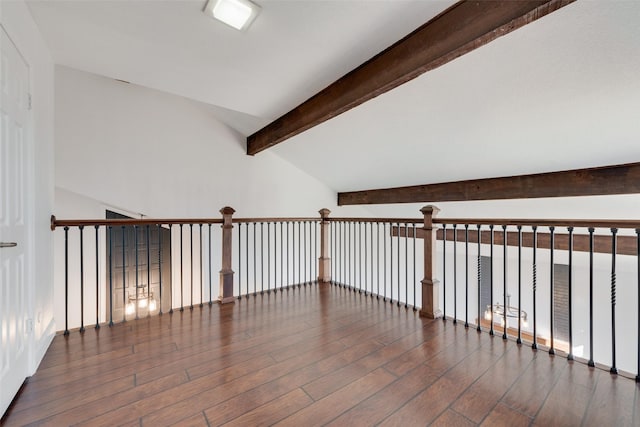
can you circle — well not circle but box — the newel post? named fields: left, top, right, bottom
left=318, top=208, right=331, bottom=283
left=219, top=206, right=235, bottom=304
left=420, top=205, right=442, bottom=319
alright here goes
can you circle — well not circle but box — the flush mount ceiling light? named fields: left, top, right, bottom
left=203, top=0, right=261, bottom=31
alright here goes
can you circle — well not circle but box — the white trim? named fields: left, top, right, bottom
left=101, top=203, right=144, bottom=220
left=30, top=318, right=55, bottom=375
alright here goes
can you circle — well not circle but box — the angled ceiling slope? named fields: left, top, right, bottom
left=26, top=0, right=459, bottom=133
left=247, top=0, right=574, bottom=155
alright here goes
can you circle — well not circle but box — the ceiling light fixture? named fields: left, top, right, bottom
left=203, top=0, right=261, bottom=31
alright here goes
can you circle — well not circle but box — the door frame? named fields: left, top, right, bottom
left=103, top=208, right=172, bottom=321
left=0, top=21, right=35, bottom=415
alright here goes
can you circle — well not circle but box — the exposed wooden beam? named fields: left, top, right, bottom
left=247, top=0, right=574, bottom=155
left=338, top=162, right=640, bottom=205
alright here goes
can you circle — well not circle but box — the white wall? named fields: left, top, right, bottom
left=372, top=198, right=640, bottom=375
left=52, top=60, right=639, bottom=375
left=55, top=65, right=364, bottom=219
left=344, top=199, right=640, bottom=375
left=53, top=188, right=110, bottom=331
left=438, top=238, right=638, bottom=375
left=363, top=195, right=640, bottom=220
left=0, top=1, right=55, bottom=373
left=53, top=66, right=367, bottom=331
left=54, top=187, right=221, bottom=328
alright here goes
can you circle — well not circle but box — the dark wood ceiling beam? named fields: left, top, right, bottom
left=247, top=0, right=574, bottom=155
left=338, top=162, right=640, bottom=205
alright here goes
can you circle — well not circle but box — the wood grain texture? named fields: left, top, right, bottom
left=533, top=363, right=598, bottom=427
left=392, top=226, right=638, bottom=256
left=338, top=162, right=640, bottom=205
left=51, top=215, right=222, bottom=229
left=432, top=409, right=476, bottom=427
left=247, top=0, right=573, bottom=155
left=2, top=284, right=637, bottom=426
left=452, top=343, right=535, bottom=423
left=500, top=354, right=567, bottom=418
left=480, top=402, right=532, bottom=427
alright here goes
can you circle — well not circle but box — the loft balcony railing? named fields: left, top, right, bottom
left=51, top=206, right=640, bottom=382
left=51, top=208, right=320, bottom=329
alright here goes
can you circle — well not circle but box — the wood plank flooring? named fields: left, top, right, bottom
left=2, top=284, right=639, bottom=426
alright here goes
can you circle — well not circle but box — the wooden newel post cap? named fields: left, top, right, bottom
left=319, top=208, right=331, bottom=219
left=220, top=206, right=236, bottom=216
left=420, top=205, right=440, bottom=217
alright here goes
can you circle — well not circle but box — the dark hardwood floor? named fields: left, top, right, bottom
left=3, top=284, right=639, bottom=426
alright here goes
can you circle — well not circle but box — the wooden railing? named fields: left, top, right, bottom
left=326, top=217, right=422, bottom=310
left=51, top=206, right=640, bottom=381
left=431, top=215, right=639, bottom=382
left=51, top=208, right=320, bottom=335
left=232, top=216, right=320, bottom=297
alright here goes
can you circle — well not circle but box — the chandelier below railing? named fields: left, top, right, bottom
left=484, top=294, right=528, bottom=328
left=125, top=286, right=158, bottom=317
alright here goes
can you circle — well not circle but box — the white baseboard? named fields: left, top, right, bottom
left=29, top=317, right=55, bottom=375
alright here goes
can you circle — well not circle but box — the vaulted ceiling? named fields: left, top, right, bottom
left=27, top=0, right=640, bottom=196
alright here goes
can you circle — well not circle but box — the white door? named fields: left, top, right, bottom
left=0, top=24, right=30, bottom=416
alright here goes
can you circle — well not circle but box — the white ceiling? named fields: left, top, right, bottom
left=27, top=0, right=640, bottom=196
left=27, top=0, right=454, bottom=121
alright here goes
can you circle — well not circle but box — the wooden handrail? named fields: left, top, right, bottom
left=50, top=215, right=223, bottom=230
left=327, top=217, right=422, bottom=224
left=327, top=217, right=640, bottom=229
left=433, top=218, right=640, bottom=229
left=50, top=216, right=322, bottom=230
left=52, top=215, right=640, bottom=231
left=233, top=217, right=319, bottom=224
